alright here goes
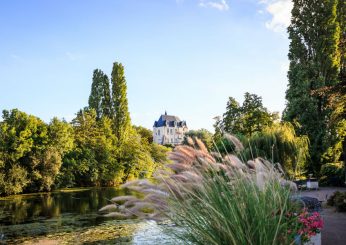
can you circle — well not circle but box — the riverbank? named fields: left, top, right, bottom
left=0, top=187, right=94, bottom=201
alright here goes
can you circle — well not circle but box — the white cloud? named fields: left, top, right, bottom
left=199, top=0, right=229, bottom=11
left=260, top=0, right=293, bottom=33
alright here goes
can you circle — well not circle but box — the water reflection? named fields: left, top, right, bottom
left=0, top=188, right=138, bottom=243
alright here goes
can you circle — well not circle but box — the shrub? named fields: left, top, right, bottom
left=319, top=162, right=345, bottom=186
left=0, top=164, right=29, bottom=196
left=327, top=191, right=346, bottom=212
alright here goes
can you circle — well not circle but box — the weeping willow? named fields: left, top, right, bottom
left=241, top=122, right=309, bottom=178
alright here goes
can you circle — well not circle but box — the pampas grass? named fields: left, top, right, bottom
left=101, top=135, right=300, bottom=244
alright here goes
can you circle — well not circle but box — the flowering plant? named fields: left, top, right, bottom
left=297, top=209, right=324, bottom=242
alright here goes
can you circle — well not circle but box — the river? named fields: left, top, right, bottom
left=0, top=188, right=175, bottom=244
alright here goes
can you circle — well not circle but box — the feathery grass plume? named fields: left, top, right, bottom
left=224, top=154, right=246, bottom=169
left=224, top=133, right=244, bottom=152
left=102, top=136, right=300, bottom=244
left=186, top=136, right=195, bottom=146
left=194, top=137, right=208, bottom=153
left=173, top=145, right=196, bottom=159
left=99, top=204, right=117, bottom=212
left=111, top=195, right=137, bottom=203
left=166, top=163, right=191, bottom=172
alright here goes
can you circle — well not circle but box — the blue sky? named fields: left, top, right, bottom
left=0, top=0, right=293, bottom=131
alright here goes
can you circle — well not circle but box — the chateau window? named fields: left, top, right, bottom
left=170, top=129, right=173, bottom=134
left=158, top=129, right=160, bottom=136
left=167, top=128, right=169, bottom=134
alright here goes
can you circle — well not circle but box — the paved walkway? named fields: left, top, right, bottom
left=300, top=187, right=346, bottom=245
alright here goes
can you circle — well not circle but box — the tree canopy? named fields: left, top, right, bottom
left=0, top=61, right=170, bottom=196
left=220, top=93, right=278, bottom=137
left=88, top=69, right=112, bottom=120
left=283, top=0, right=344, bottom=175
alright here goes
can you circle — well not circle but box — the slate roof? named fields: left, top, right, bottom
left=154, top=112, right=187, bottom=127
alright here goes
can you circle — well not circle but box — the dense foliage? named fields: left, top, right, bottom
left=0, top=62, right=169, bottom=196
left=0, top=110, right=73, bottom=195
left=241, top=123, right=309, bottom=178
left=222, top=93, right=278, bottom=137
left=283, top=0, right=345, bottom=176
left=327, top=191, right=346, bottom=212
left=214, top=93, right=308, bottom=177
left=88, top=69, right=112, bottom=120
left=319, top=162, right=345, bottom=186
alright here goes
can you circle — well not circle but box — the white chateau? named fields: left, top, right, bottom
left=153, top=112, right=188, bottom=145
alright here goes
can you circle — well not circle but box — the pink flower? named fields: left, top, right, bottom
left=296, top=210, right=323, bottom=239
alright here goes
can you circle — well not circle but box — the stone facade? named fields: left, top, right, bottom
left=153, top=112, right=188, bottom=145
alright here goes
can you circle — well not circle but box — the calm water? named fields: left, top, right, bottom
left=0, top=188, right=175, bottom=244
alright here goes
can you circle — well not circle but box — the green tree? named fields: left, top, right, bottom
left=133, top=125, right=170, bottom=170
left=149, top=143, right=170, bottom=166
left=213, top=116, right=223, bottom=143
left=242, top=123, right=309, bottom=178
left=58, top=109, right=122, bottom=187
left=101, top=72, right=113, bottom=118
left=0, top=109, right=72, bottom=195
left=111, top=62, right=131, bottom=143
left=134, top=125, right=153, bottom=143
left=0, top=164, right=29, bottom=196
left=88, top=69, right=112, bottom=120
left=119, top=131, right=155, bottom=180
left=223, top=97, right=241, bottom=134
left=218, top=93, right=277, bottom=138
left=241, top=93, right=277, bottom=136
left=337, top=0, right=345, bottom=85
left=97, top=116, right=122, bottom=185
left=283, top=0, right=342, bottom=174
left=48, top=117, right=74, bottom=155
left=89, top=69, right=104, bottom=119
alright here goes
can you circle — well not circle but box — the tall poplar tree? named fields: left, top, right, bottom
left=111, top=62, right=131, bottom=143
left=338, top=0, right=345, bottom=82
left=89, top=69, right=104, bottom=119
left=101, top=72, right=112, bottom=118
left=283, top=0, right=341, bottom=174
left=88, top=69, right=112, bottom=120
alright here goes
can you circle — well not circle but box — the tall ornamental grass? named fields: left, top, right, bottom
left=101, top=135, right=300, bottom=245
